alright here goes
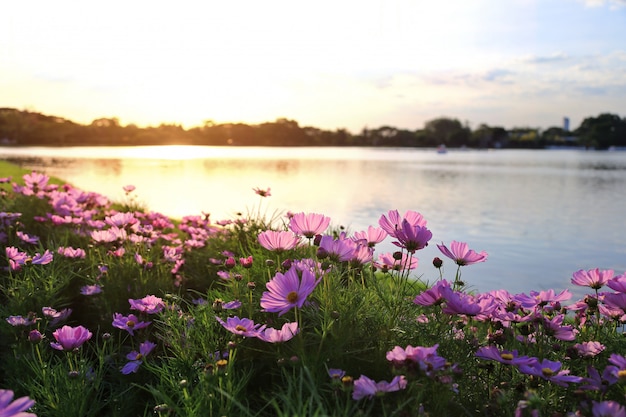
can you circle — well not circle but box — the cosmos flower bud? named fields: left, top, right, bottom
left=28, top=329, right=42, bottom=343
left=433, top=257, right=443, bottom=268
left=316, top=247, right=329, bottom=260
left=224, top=257, right=236, bottom=269
left=392, top=251, right=403, bottom=261
left=281, top=259, right=292, bottom=270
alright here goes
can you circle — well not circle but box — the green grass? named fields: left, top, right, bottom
left=1, top=165, right=625, bottom=417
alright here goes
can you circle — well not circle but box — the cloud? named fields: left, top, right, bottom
left=520, top=53, right=570, bottom=64
left=580, top=0, right=626, bottom=8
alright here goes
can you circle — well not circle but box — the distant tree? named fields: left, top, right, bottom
left=423, top=117, right=470, bottom=147
left=507, top=127, right=542, bottom=148
left=470, top=124, right=509, bottom=148
left=575, top=113, right=626, bottom=149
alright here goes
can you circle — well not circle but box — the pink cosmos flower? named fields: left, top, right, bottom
left=30, top=250, right=53, bottom=266
left=80, top=284, right=102, bottom=295
left=378, top=209, right=427, bottom=238
left=571, top=268, right=613, bottom=290
left=5, top=247, right=28, bottom=270
left=123, top=185, right=136, bottom=193
left=317, top=235, right=356, bottom=262
left=105, top=212, right=139, bottom=229
left=348, top=243, right=374, bottom=266
left=16, top=231, right=39, bottom=245
left=602, top=292, right=626, bottom=311
left=514, top=289, right=572, bottom=310
left=42, top=307, right=72, bottom=326
left=239, top=256, right=254, bottom=268
left=112, top=313, right=152, bottom=336
left=386, top=344, right=448, bottom=377
left=391, top=220, right=432, bottom=253
left=5, top=315, right=36, bottom=327
left=260, top=265, right=321, bottom=316
left=352, top=226, right=388, bottom=247
left=607, top=273, right=626, bottom=293
left=441, top=288, right=497, bottom=319
left=257, top=322, right=299, bottom=343
left=215, top=316, right=264, bottom=338
left=121, top=340, right=157, bottom=374
left=23, top=171, right=49, bottom=191
left=288, top=212, right=331, bottom=238
left=128, top=295, right=165, bottom=314
left=375, top=252, right=418, bottom=272
left=50, top=325, right=92, bottom=351
left=91, top=228, right=126, bottom=244
left=543, top=314, right=577, bottom=341
left=437, top=241, right=488, bottom=266
left=253, top=187, right=271, bottom=197
left=0, top=389, right=36, bottom=417
left=57, top=246, right=86, bottom=259
left=574, top=341, right=605, bottom=358
left=352, top=375, right=407, bottom=400
left=258, top=230, right=299, bottom=252
left=413, top=280, right=451, bottom=306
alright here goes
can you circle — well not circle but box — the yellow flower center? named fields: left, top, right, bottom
left=500, top=353, right=514, bottom=361
left=286, top=291, right=299, bottom=303
left=135, top=353, right=143, bottom=360
left=541, top=368, right=554, bottom=377
left=618, top=370, right=626, bottom=380
left=235, top=325, right=247, bottom=332
left=126, top=320, right=135, bottom=328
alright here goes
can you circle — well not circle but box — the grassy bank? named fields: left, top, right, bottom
left=0, top=164, right=625, bottom=417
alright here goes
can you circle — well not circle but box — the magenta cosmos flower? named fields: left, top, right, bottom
left=391, top=220, right=432, bottom=253
left=571, top=268, right=613, bottom=290
left=257, top=322, right=299, bottom=343
left=592, top=401, right=626, bottom=417
left=518, top=358, right=582, bottom=387
left=378, top=209, right=427, bottom=238
left=215, top=316, right=264, bottom=338
left=475, top=346, right=534, bottom=366
left=50, top=325, right=92, bottom=351
left=0, top=389, right=36, bottom=417
left=437, top=241, right=487, bottom=266
left=606, top=273, right=626, bottom=293
left=257, top=230, right=299, bottom=252
left=260, top=265, right=321, bottom=316
left=352, top=375, right=407, bottom=400
left=112, top=313, right=151, bottom=336
left=253, top=187, right=271, bottom=197
left=121, top=340, right=157, bottom=374
left=128, top=295, right=165, bottom=314
left=288, top=212, right=331, bottom=239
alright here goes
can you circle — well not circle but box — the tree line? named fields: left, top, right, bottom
left=1, top=108, right=625, bottom=149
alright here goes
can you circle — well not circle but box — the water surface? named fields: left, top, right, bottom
left=2, top=145, right=625, bottom=296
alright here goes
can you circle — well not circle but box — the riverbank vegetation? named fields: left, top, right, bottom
left=1, top=108, right=625, bottom=149
left=1, top=166, right=625, bottom=416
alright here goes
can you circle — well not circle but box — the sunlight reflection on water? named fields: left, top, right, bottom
left=2, top=146, right=626, bottom=296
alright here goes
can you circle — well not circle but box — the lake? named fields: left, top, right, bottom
left=2, top=145, right=625, bottom=297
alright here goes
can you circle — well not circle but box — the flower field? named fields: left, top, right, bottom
left=0, top=168, right=625, bottom=417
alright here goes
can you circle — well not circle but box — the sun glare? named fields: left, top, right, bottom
left=128, top=145, right=203, bottom=160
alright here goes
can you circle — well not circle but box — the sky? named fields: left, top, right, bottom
left=1, top=0, right=625, bottom=134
